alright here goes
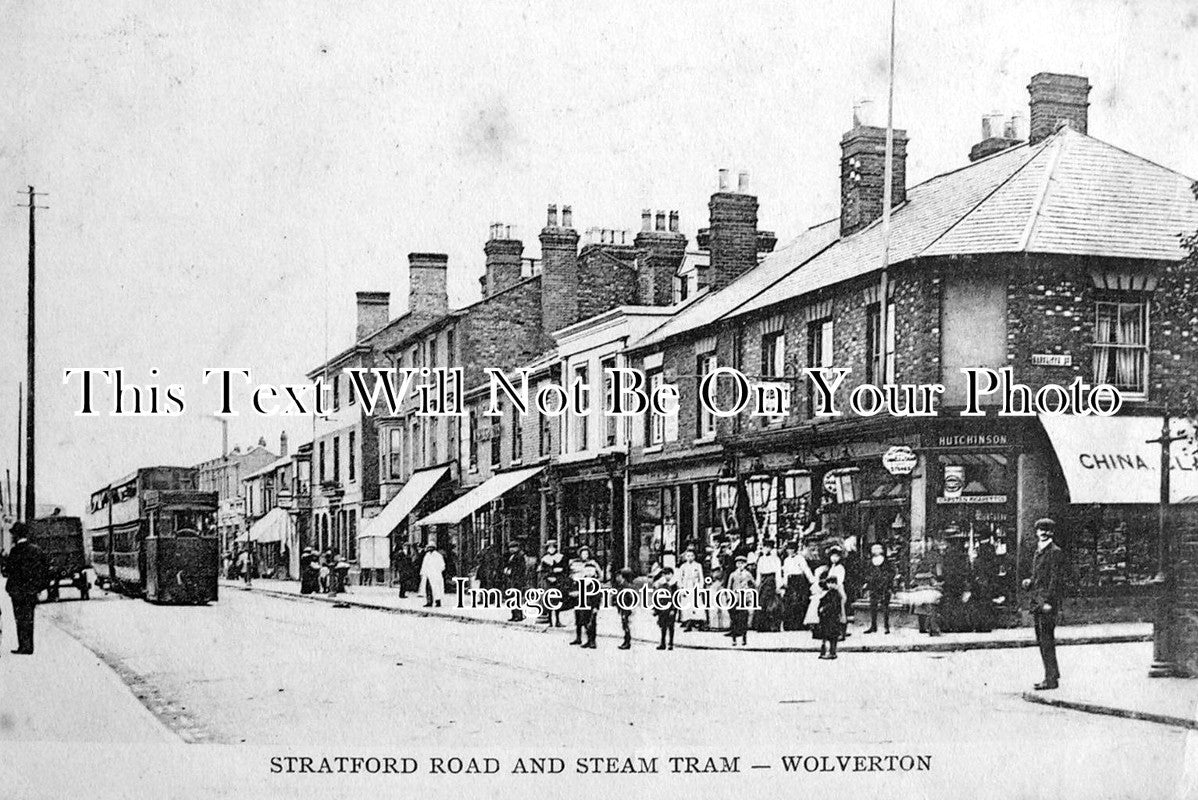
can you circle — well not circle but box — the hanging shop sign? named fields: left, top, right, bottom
left=882, top=446, right=917, bottom=476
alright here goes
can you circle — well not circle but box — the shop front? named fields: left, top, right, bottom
left=556, top=459, right=624, bottom=576
left=920, top=425, right=1020, bottom=629
left=414, top=465, right=544, bottom=586
left=1035, top=414, right=1198, bottom=622
left=627, top=456, right=724, bottom=575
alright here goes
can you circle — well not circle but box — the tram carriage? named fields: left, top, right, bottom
left=85, top=466, right=219, bottom=604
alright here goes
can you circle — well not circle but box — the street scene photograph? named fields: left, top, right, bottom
left=2, top=1, right=1198, bottom=798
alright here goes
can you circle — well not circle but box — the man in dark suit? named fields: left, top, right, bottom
left=3, top=523, right=49, bottom=655
left=1022, top=518, right=1064, bottom=690
left=502, top=541, right=528, bottom=622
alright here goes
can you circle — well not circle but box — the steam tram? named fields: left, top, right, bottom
left=85, top=466, right=220, bottom=604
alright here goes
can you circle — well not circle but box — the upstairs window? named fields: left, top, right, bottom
left=602, top=356, right=618, bottom=447
left=573, top=364, right=590, bottom=452
left=697, top=354, right=717, bottom=439
left=866, top=302, right=896, bottom=385
left=807, top=318, right=834, bottom=417
left=761, top=331, right=786, bottom=378
left=511, top=404, right=523, bottom=463
left=1094, top=300, right=1148, bottom=395
left=647, top=370, right=665, bottom=446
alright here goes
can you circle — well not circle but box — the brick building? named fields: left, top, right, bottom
left=622, top=72, right=1198, bottom=630
left=195, top=437, right=278, bottom=556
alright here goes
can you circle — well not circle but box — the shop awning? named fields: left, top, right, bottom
left=245, top=507, right=290, bottom=543
left=1039, top=414, right=1198, bottom=504
left=359, top=466, right=448, bottom=542
left=414, top=466, right=544, bottom=527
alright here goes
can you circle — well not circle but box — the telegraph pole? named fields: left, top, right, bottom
left=1148, top=411, right=1188, bottom=678
left=15, top=382, right=22, bottom=522
left=19, top=187, right=47, bottom=523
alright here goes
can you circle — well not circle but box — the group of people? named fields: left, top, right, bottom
left=404, top=520, right=1066, bottom=689
left=298, top=548, right=351, bottom=596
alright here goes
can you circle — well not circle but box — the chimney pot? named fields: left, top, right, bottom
left=668, top=210, right=679, bottom=232
left=561, top=205, right=573, bottom=228
left=547, top=204, right=558, bottom=227
left=717, top=168, right=729, bottom=191
left=737, top=172, right=750, bottom=192
left=641, top=209, right=652, bottom=231
left=655, top=210, right=666, bottom=231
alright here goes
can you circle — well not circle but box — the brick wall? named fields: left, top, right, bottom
left=459, top=278, right=547, bottom=389
left=577, top=245, right=640, bottom=320
left=1167, top=504, right=1198, bottom=676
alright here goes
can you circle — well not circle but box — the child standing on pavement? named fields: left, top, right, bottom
left=817, top=575, right=846, bottom=660
left=653, top=566, right=679, bottom=651
left=615, top=568, right=636, bottom=650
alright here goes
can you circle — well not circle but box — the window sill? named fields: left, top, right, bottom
left=693, top=435, right=717, bottom=446
left=643, top=444, right=664, bottom=454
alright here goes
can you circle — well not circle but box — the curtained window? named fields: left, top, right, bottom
left=1093, top=300, right=1148, bottom=395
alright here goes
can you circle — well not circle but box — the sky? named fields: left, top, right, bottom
left=1, top=0, right=1196, bottom=515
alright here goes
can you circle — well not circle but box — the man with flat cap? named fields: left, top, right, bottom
left=3, top=523, right=49, bottom=655
left=1022, top=518, right=1064, bottom=690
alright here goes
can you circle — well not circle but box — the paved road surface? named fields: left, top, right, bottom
left=26, top=589, right=1194, bottom=798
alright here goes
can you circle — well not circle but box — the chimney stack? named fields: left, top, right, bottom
left=354, top=291, right=390, bottom=341
left=407, top=253, right=449, bottom=318
left=483, top=223, right=524, bottom=297
left=635, top=208, right=687, bottom=306
left=540, top=202, right=581, bottom=336
left=839, top=113, right=908, bottom=237
left=1028, top=72, right=1090, bottom=145
left=969, top=111, right=1025, bottom=163
left=695, top=168, right=775, bottom=292
left=280, top=431, right=289, bottom=458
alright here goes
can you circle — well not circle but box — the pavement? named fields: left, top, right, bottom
left=222, top=577, right=1153, bottom=654
left=1022, top=658, right=1198, bottom=730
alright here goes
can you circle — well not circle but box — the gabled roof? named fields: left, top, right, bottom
left=631, top=127, right=1197, bottom=348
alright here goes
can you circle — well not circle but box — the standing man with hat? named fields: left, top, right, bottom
left=2, top=523, right=48, bottom=655
left=1022, top=518, right=1064, bottom=690
left=419, top=541, right=446, bottom=607
left=502, top=540, right=528, bottom=622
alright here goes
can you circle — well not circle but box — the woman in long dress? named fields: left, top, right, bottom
left=781, top=544, right=814, bottom=630
left=676, top=549, right=706, bottom=632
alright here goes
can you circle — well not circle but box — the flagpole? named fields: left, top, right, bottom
left=877, top=0, right=897, bottom=381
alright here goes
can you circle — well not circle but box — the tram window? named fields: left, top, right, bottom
left=174, top=510, right=213, bottom=535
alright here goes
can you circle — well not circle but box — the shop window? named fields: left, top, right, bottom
left=866, top=301, right=896, bottom=384
left=348, top=510, right=357, bottom=561
left=1069, top=507, right=1159, bottom=593
left=631, top=486, right=678, bottom=574
left=697, top=354, right=717, bottom=439
left=1093, top=299, right=1148, bottom=395
left=806, top=318, right=834, bottom=417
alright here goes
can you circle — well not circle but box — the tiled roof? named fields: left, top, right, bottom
left=629, top=217, right=840, bottom=350
left=925, top=129, right=1198, bottom=259
left=633, top=127, right=1197, bottom=347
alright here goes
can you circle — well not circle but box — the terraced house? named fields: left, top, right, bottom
left=622, top=72, right=1198, bottom=626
